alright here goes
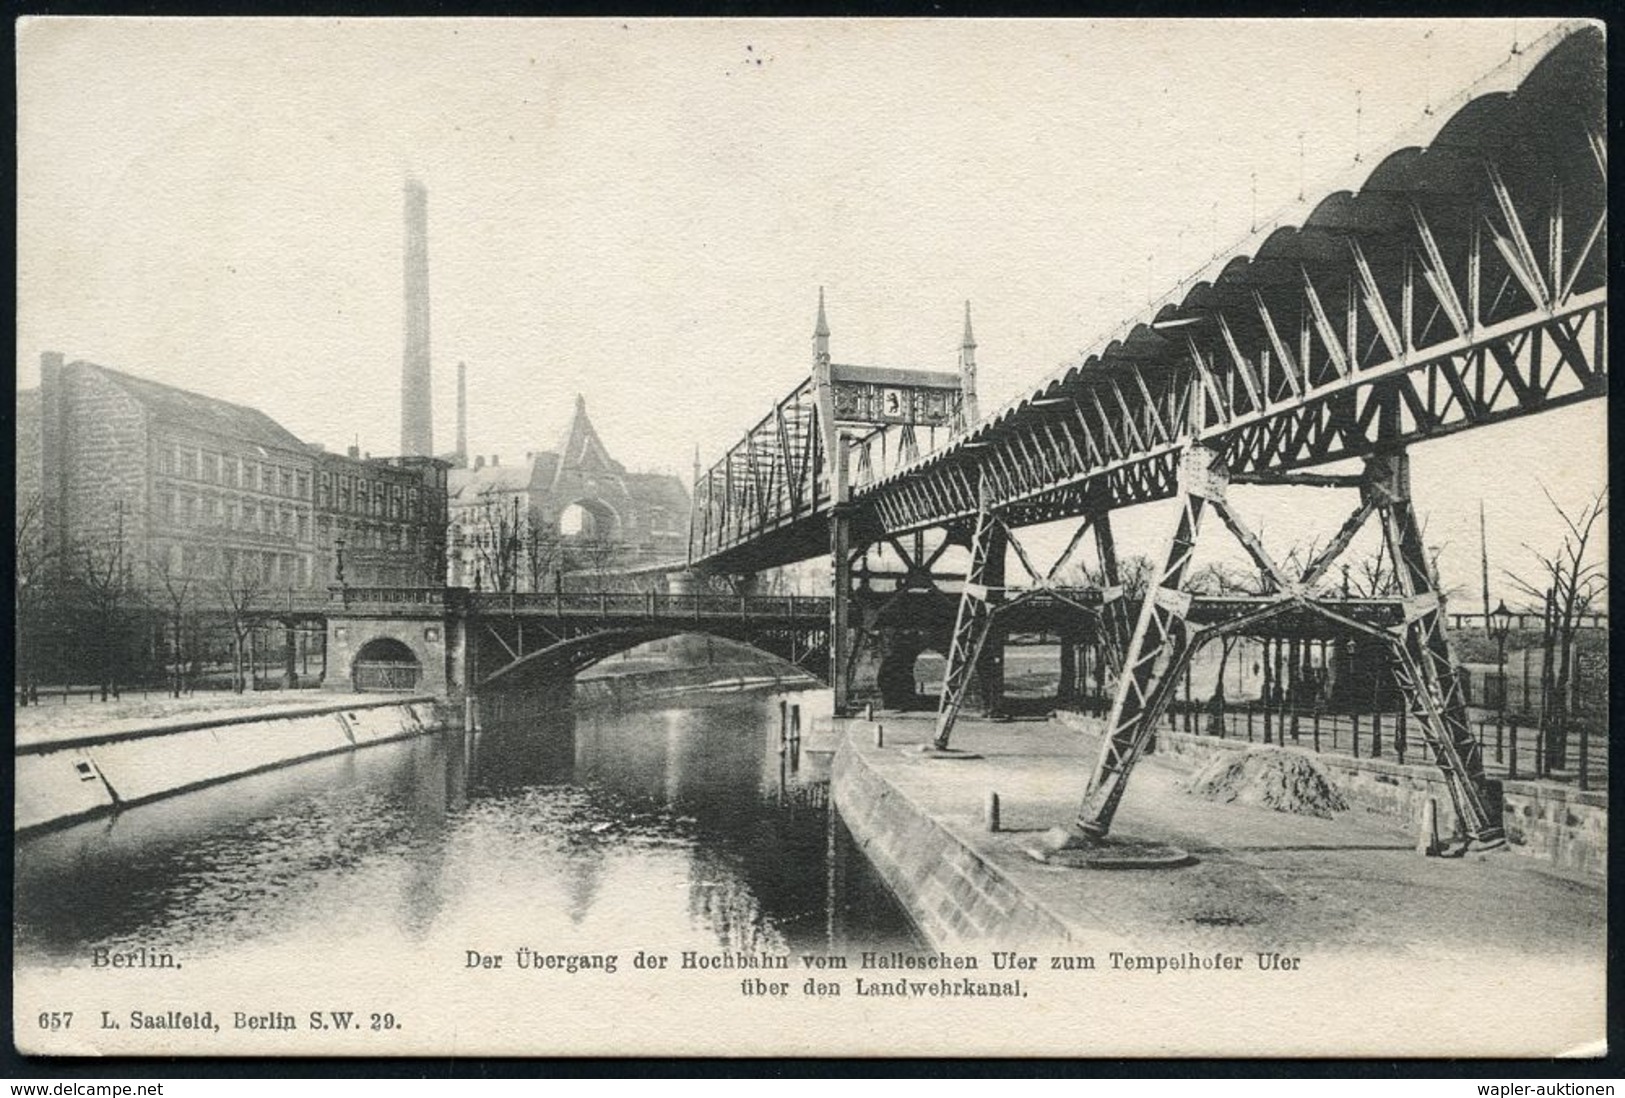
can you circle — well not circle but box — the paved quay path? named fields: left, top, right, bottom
left=841, top=712, right=1604, bottom=965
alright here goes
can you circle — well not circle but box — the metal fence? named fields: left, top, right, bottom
left=1064, top=695, right=1608, bottom=792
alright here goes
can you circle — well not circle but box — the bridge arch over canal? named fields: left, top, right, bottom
left=478, top=623, right=830, bottom=690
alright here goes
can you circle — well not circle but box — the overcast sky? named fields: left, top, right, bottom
left=17, top=17, right=1605, bottom=607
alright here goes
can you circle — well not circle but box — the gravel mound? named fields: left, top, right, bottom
left=1187, top=749, right=1348, bottom=818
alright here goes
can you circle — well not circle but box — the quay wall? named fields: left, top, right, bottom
left=831, top=729, right=1077, bottom=950
left=1143, top=727, right=1608, bottom=879
left=16, top=697, right=450, bottom=835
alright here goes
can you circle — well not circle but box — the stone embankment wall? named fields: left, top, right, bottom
left=1151, top=728, right=1607, bottom=878
left=16, top=697, right=450, bottom=834
left=831, top=730, right=1076, bottom=949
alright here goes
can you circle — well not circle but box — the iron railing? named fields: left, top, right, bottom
left=471, top=591, right=832, bottom=621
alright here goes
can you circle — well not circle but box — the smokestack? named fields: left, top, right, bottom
left=456, top=360, right=468, bottom=466
left=400, top=176, right=433, bottom=457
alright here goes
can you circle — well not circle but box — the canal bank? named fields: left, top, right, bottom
left=829, top=711, right=1605, bottom=965
left=16, top=695, right=453, bottom=834
left=15, top=653, right=824, bottom=836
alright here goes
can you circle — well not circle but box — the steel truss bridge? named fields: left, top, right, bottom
left=683, top=24, right=1606, bottom=853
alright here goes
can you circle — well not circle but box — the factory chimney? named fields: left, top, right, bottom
left=455, top=360, right=468, bottom=468
left=400, top=176, right=433, bottom=457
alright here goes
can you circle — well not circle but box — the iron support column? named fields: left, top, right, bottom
left=1062, top=444, right=1219, bottom=844
left=830, top=434, right=854, bottom=715
left=977, top=522, right=1007, bottom=717
left=1370, top=450, right=1504, bottom=846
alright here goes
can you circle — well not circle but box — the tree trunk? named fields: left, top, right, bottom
left=172, top=614, right=184, bottom=698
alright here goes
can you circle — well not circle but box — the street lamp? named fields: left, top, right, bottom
left=1489, top=599, right=1514, bottom=777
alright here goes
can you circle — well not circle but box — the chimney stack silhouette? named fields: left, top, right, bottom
left=455, top=360, right=468, bottom=467
left=400, top=176, right=433, bottom=457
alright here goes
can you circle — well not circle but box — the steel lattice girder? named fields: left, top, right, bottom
left=867, top=293, right=1604, bottom=540
left=856, top=28, right=1604, bottom=542
left=690, top=26, right=1603, bottom=575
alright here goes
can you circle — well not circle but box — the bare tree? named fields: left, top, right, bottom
left=1186, top=559, right=1269, bottom=712
left=212, top=546, right=266, bottom=693
left=471, top=490, right=522, bottom=593
left=74, top=503, right=137, bottom=701
left=150, top=547, right=201, bottom=698
left=523, top=511, right=562, bottom=593
left=13, top=491, right=57, bottom=704
left=1505, top=487, right=1607, bottom=771
left=567, top=532, right=624, bottom=587
left=1058, top=552, right=1154, bottom=599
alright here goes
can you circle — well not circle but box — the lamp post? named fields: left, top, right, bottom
left=1490, top=599, right=1513, bottom=777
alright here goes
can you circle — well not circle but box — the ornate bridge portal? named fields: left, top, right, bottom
left=682, top=25, right=1606, bottom=854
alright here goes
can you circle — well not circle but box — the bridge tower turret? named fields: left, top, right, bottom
left=811, top=288, right=854, bottom=713
left=958, top=300, right=980, bottom=431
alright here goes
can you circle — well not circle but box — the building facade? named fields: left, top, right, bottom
left=316, top=449, right=448, bottom=588
left=18, top=352, right=449, bottom=600
left=446, top=394, right=690, bottom=590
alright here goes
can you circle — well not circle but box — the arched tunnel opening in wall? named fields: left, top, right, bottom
left=352, top=636, right=422, bottom=692
left=876, top=641, right=946, bottom=712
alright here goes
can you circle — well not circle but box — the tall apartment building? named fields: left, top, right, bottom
left=18, top=353, right=449, bottom=597
left=315, top=448, right=448, bottom=588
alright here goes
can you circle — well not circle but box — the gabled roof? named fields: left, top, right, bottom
left=555, top=394, right=624, bottom=478
left=448, top=461, right=534, bottom=504
left=622, top=471, right=691, bottom=513
left=88, top=362, right=309, bottom=454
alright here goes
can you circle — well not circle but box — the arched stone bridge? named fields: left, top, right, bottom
left=321, top=586, right=834, bottom=696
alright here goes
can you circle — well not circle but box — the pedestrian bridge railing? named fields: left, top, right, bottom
left=472, top=591, right=832, bottom=621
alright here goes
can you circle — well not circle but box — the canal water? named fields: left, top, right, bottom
left=14, top=686, right=918, bottom=973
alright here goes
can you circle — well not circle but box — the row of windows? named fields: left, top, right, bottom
left=316, top=472, right=419, bottom=520
left=158, top=491, right=310, bottom=541
left=157, top=446, right=310, bottom=500
left=154, top=543, right=311, bottom=587
left=316, top=516, right=423, bottom=552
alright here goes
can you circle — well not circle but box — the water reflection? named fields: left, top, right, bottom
left=15, top=686, right=916, bottom=969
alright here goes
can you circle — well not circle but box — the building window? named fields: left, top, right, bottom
left=181, top=450, right=198, bottom=479
left=159, top=447, right=176, bottom=475
left=298, top=556, right=310, bottom=587
left=296, top=472, right=309, bottom=499
left=202, top=453, right=218, bottom=483
left=223, top=460, right=237, bottom=488
left=281, top=470, right=293, bottom=497
left=338, top=477, right=350, bottom=511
